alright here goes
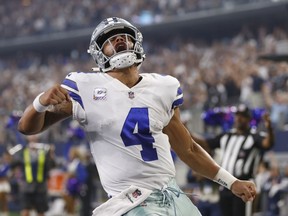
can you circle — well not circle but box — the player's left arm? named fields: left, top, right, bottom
left=163, top=107, right=256, bottom=202
left=163, top=108, right=219, bottom=180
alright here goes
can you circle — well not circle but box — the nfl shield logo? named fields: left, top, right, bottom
left=132, top=189, right=142, bottom=198
left=128, top=91, right=134, bottom=99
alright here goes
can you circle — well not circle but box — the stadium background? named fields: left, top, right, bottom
left=1, top=0, right=288, bottom=215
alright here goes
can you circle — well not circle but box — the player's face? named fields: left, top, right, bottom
left=102, top=34, right=134, bottom=57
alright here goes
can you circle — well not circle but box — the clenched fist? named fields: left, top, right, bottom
left=39, top=84, right=70, bottom=106
left=231, top=180, right=256, bottom=202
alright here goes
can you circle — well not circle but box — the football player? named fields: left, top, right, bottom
left=18, top=17, right=256, bottom=216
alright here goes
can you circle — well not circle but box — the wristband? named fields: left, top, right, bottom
left=33, top=92, right=49, bottom=113
left=213, top=167, right=237, bottom=190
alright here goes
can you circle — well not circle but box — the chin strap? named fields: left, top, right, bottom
left=109, top=52, right=137, bottom=70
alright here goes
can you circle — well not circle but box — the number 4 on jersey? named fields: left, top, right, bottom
left=120, top=108, right=158, bottom=162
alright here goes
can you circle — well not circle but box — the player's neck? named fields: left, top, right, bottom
left=108, top=66, right=141, bottom=88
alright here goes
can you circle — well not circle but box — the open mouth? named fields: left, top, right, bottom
left=115, top=43, right=127, bottom=52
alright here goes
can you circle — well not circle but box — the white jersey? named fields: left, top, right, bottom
left=61, top=72, right=184, bottom=196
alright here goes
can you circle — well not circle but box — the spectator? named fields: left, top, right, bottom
left=80, top=153, right=100, bottom=216
left=254, top=160, right=271, bottom=213
left=0, top=151, right=12, bottom=216
left=63, top=146, right=88, bottom=216
left=11, top=135, right=55, bottom=216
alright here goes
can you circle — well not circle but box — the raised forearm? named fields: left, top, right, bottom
left=18, top=85, right=72, bottom=135
left=18, top=105, right=47, bottom=135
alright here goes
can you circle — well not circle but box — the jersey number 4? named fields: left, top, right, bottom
left=121, top=108, right=158, bottom=162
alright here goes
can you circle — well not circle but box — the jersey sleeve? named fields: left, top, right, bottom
left=61, top=72, right=87, bottom=125
left=172, top=84, right=184, bottom=109
left=61, top=72, right=84, bottom=109
left=160, top=75, right=184, bottom=126
left=163, top=75, right=184, bottom=111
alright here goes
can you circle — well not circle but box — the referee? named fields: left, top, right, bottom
left=192, top=104, right=274, bottom=216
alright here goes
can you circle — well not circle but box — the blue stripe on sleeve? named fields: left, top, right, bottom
left=62, top=79, right=79, bottom=91
left=172, top=97, right=184, bottom=109
left=177, top=87, right=183, bottom=96
left=68, top=91, right=84, bottom=109
left=171, top=87, right=184, bottom=109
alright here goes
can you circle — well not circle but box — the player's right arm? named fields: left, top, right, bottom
left=18, top=84, right=72, bottom=135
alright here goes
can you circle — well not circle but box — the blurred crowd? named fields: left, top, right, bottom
left=0, top=134, right=100, bottom=216
left=1, top=24, right=288, bottom=146
left=0, top=1, right=288, bottom=214
left=0, top=0, right=275, bottom=39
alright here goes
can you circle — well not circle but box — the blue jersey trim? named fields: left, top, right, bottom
left=68, top=91, right=84, bottom=109
left=177, top=87, right=183, bottom=96
left=172, top=87, right=183, bottom=109
left=62, top=79, right=79, bottom=92
left=172, top=97, right=184, bottom=109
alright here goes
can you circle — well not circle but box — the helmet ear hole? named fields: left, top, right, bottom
left=88, top=17, right=145, bottom=72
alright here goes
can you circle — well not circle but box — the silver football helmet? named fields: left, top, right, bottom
left=88, top=17, right=145, bottom=72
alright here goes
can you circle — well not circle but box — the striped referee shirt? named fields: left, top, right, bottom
left=207, top=128, right=267, bottom=180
